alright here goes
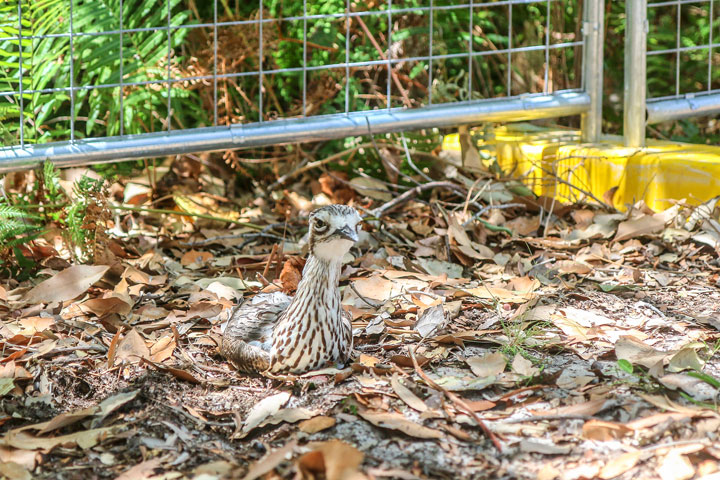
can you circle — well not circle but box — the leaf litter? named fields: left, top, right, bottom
left=0, top=148, right=719, bottom=480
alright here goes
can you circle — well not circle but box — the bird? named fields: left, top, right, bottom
left=220, top=204, right=362, bottom=374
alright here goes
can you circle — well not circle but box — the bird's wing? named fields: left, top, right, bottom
left=221, top=292, right=292, bottom=373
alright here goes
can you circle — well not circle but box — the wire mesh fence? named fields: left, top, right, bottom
left=0, top=0, right=597, bottom=170
left=646, top=0, right=720, bottom=101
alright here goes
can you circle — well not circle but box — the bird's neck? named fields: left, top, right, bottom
left=292, top=254, right=342, bottom=305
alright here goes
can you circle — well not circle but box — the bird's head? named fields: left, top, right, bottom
left=308, top=204, right=363, bottom=262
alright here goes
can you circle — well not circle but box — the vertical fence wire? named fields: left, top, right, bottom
left=507, top=2, right=513, bottom=96
left=302, top=0, right=307, bottom=117
left=544, top=0, right=551, bottom=94
left=17, top=0, right=24, bottom=147
left=166, top=0, right=172, bottom=132
left=258, top=1, right=264, bottom=122
left=675, top=1, right=681, bottom=96
left=428, top=0, right=433, bottom=105
left=468, top=0, right=473, bottom=100
left=709, top=0, right=714, bottom=92
left=119, top=0, right=124, bottom=136
left=386, top=0, right=392, bottom=110
left=69, top=0, right=75, bottom=142
left=213, top=0, right=218, bottom=126
left=345, top=0, right=350, bottom=115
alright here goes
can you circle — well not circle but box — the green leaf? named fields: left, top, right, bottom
left=617, top=359, right=634, bottom=374
left=687, top=371, right=720, bottom=389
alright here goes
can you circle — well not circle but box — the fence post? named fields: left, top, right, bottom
left=581, top=0, right=605, bottom=143
left=624, top=0, right=647, bottom=147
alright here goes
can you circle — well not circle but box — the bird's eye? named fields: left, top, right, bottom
left=314, top=219, right=327, bottom=230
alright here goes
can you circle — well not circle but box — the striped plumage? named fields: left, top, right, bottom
left=221, top=204, right=362, bottom=374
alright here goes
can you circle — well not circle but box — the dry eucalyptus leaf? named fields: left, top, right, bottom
left=239, top=392, right=291, bottom=438
left=296, top=439, right=365, bottom=480
left=615, top=336, right=669, bottom=369
left=0, top=426, right=122, bottom=451
left=298, top=416, right=336, bottom=434
left=242, top=441, right=298, bottom=480
left=115, top=330, right=150, bottom=365
left=23, top=265, right=110, bottom=304
left=598, top=451, right=642, bottom=479
left=657, top=450, right=695, bottom=480
left=358, top=411, right=443, bottom=439
left=390, top=375, right=427, bottom=412
left=614, top=214, right=667, bottom=241
left=414, top=304, right=445, bottom=338
left=349, top=177, right=392, bottom=201
left=466, top=352, right=506, bottom=377
left=511, top=354, right=539, bottom=377
left=260, top=408, right=315, bottom=428
left=667, top=347, right=704, bottom=373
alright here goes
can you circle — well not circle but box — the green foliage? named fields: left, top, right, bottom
left=0, top=161, right=109, bottom=279
left=0, top=0, right=203, bottom=146
left=616, top=359, right=633, bottom=374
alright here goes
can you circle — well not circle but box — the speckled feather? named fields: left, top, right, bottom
left=220, top=205, right=361, bottom=374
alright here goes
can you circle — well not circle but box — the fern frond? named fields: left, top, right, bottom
left=0, top=204, right=41, bottom=221
left=43, top=159, right=60, bottom=198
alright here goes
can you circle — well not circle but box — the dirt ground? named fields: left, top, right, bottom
left=2, top=166, right=720, bottom=480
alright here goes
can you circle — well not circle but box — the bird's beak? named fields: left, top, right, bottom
left=334, top=226, right=359, bottom=242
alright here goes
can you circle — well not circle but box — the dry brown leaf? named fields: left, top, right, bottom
left=531, top=398, right=607, bottom=417
left=297, top=439, right=366, bottom=480
left=82, top=296, right=132, bottom=317
left=239, top=392, right=291, bottom=438
left=615, top=336, right=669, bottom=369
left=571, top=209, right=596, bottom=228
left=505, top=215, right=541, bottom=236
left=461, top=285, right=536, bottom=304
left=0, top=461, right=31, bottom=480
left=261, top=408, right=315, bottom=428
left=149, top=336, right=176, bottom=363
left=23, top=265, right=110, bottom=304
left=466, top=352, right=506, bottom=377
left=114, top=329, right=150, bottom=365
left=107, top=328, right=123, bottom=368
left=581, top=420, right=632, bottom=441
left=555, top=260, right=592, bottom=274
left=598, top=451, right=642, bottom=479
left=464, top=400, right=496, bottom=412
left=511, top=354, right=539, bottom=377
left=657, top=451, right=695, bottom=480
left=242, top=441, right=298, bottom=480
left=390, top=375, right=427, bottom=412
left=279, top=257, right=305, bottom=292
left=0, top=447, right=37, bottom=470
left=626, top=412, right=693, bottom=430
left=298, top=416, right=336, bottom=434
left=115, top=458, right=162, bottom=480
left=0, top=426, right=122, bottom=451
left=358, top=411, right=443, bottom=439
left=614, top=214, right=666, bottom=241
left=14, top=317, right=55, bottom=336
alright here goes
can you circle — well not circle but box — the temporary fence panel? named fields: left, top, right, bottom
left=0, top=0, right=602, bottom=172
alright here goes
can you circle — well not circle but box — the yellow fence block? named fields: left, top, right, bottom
left=442, top=125, right=720, bottom=211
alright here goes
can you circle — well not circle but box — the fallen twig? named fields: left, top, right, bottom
left=409, top=347, right=503, bottom=452
left=269, top=143, right=377, bottom=190
left=371, top=181, right=466, bottom=218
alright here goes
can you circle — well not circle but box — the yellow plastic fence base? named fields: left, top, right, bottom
left=442, top=125, right=720, bottom=211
